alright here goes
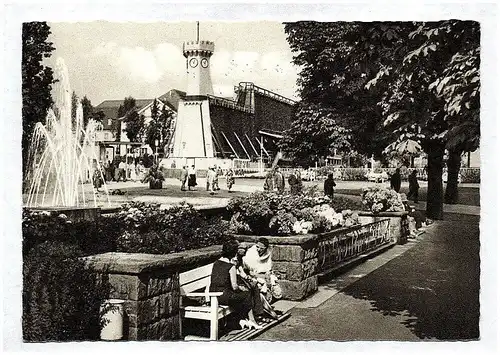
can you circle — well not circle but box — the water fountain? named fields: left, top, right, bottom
left=25, top=57, right=110, bottom=216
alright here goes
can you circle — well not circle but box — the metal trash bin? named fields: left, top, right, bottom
left=100, top=299, right=125, bottom=341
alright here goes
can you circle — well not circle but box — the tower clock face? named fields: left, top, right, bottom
left=189, top=58, right=198, bottom=68
left=201, top=58, right=209, bottom=68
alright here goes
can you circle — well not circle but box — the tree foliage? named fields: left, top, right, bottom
left=80, top=96, right=94, bottom=127
left=282, top=21, right=480, bottom=218
left=145, top=99, right=161, bottom=152
left=22, top=22, right=56, bottom=175
left=118, top=97, right=144, bottom=142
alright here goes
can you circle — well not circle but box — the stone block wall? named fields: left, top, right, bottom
left=85, top=245, right=221, bottom=341
left=358, top=211, right=409, bottom=245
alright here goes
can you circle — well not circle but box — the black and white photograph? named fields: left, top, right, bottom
left=2, top=2, right=498, bottom=353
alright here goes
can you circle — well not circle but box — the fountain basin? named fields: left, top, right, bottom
left=27, top=206, right=101, bottom=223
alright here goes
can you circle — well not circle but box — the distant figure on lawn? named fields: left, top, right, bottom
left=188, top=165, right=197, bottom=190
left=273, top=167, right=285, bottom=194
left=226, top=168, right=235, bottom=192
left=408, top=170, right=419, bottom=203
left=263, top=169, right=275, bottom=191
left=324, top=172, right=337, bottom=199
left=390, top=168, right=402, bottom=193
left=180, top=166, right=188, bottom=191
left=206, top=166, right=217, bottom=195
left=288, top=169, right=303, bottom=195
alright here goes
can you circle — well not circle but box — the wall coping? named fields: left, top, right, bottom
left=358, top=211, right=408, bottom=217
left=83, top=245, right=222, bottom=275
left=233, top=219, right=391, bottom=245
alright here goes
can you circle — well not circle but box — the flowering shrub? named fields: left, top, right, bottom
left=113, top=202, right=230, bottom=253
left=227, top=190, right=361, bottom=236
left=361, top=186, right=405, bottom=213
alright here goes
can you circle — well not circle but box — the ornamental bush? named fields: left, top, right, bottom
left=361, top=186, right=405, bottom=213
left=227, top=189, right=362, bottom=236
left=23, top=240, right=111, bottom=341
left=113, top=202, right=230, bottom=254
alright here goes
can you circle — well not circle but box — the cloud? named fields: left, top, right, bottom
left=92, top=42, right=299, bottom=100
left=92, top=41, right=183, bottom=84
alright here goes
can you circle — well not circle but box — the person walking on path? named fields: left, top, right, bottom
left=408, top=170, right=420, bottom=203
left=179, top=166, right=188, bottom=191
left=226, top=168, right=235, bottom=192
left=118, top=159, right=127, bottom=182
left=206, top=166, right=217, bottom=195
left=288, top=170, right=303, bottom=195
left=390, top=168, right=402, bottom=193
left=274, top=167, right=285, bottom=194
left=187, top=165, right=197, bottom=190
left=324, top=172, right=337, bottom=199
left=213, top=166, right=221, bottom=191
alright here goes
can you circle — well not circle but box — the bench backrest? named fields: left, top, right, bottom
left=179, top=263, right=214, bottom=300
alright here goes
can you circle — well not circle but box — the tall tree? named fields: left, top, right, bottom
left=366, top=21, right=480, bottom=215
left=70, top=91, right=78, bottom=128
left=145, top=99, right=161, bottom=152
left=283, top=21, right=480, bottom=219
left=80, top=96, right=94, bottom=128
left=280, top=22, right=398, bottom=164
left=115, top=96, right=144, bottom=142
left=22, top=22, right=56, bottom=176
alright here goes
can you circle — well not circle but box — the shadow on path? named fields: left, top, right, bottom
left=341, top=216, right=480, bottom=340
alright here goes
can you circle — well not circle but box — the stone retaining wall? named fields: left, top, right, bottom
left=358, top=211, right=409, bottom=244
left=85, top=245, right=222, bottom=341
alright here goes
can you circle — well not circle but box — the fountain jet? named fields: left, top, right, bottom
left=26, top=58, right=110, bottom=207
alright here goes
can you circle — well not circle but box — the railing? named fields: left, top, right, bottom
left=207, top=95, right=254, bottom=113
left=316, top=219, right=391, bottom=274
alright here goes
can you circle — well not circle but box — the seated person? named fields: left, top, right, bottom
left=242, top=238, right=283, bottom=312
left=401, top=193, right=430, bottom=237
left=210, top=239, right=262, bottom=330
left=235, top=244, right=277, bottom=322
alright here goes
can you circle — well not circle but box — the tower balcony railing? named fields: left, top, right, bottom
left=207, top=95, right=254, bottom=114
left=238, top=82, right=297, bottom=106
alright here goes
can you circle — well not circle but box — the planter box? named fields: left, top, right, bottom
left=233, top=218, right=393, bottom=301
left=149, top=180, right=163, bottom=189
left=358, top=211, right=409, bottom=245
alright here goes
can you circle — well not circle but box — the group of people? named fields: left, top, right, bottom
left=210, top=237, right=283, bottom=330
left=179, top=165, right=236, bottom=194
left=389, top=168, right=420, bottom=203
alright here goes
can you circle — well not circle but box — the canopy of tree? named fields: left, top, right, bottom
left=281, top=21, right=480, bottom=218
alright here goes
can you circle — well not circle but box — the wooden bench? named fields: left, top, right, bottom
left=179, top=262, right=233, bottom=340
left=179, top=262, right=291, bottom=341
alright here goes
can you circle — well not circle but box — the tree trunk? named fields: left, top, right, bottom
left=425, top=143, right=445, bottom=220
left=444, top=148, right=462, bottom=204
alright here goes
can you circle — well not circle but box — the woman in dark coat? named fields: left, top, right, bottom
left=408, top=170, right=419, bottom=203
left=390, top=168, right=402, bottom=193
left=324, top=173, right=336, bottom=198
left=210, top=239, right=262, bottom=330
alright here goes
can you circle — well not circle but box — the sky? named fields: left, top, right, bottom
left=46, top=21, right=301, bottom=106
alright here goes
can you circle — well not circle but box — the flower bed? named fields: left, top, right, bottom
left=227, top=189, right=363, bottom=237
left=361, top=186, right=405, bottom=213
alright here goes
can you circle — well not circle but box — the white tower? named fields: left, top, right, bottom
left=183, top=40, right=214, bottom=96
left=171, top=23, right=215, bottom=164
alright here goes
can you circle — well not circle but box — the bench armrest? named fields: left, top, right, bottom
left=185, top=292, right=223, bottom=297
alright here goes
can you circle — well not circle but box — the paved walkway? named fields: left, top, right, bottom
left=257, top=214, right=480, bottom=341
